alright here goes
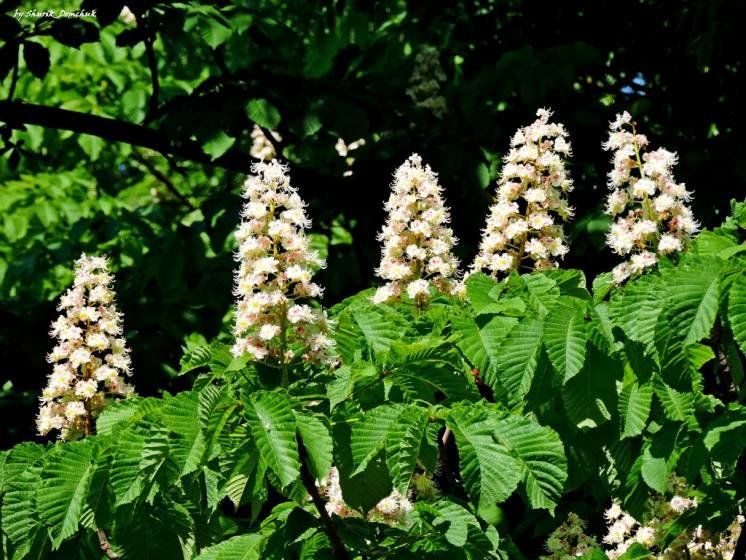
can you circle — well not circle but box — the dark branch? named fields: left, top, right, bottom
left=0, top=100, right=253, bottom=173
left=297, top=435, right=350, bottom=560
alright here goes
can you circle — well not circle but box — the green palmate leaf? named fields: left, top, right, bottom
left=702, top=404, right=746, bottom=466
left=609, top=273, right=665, bottom=359
left=493, top=416, right=567, bottom=512
left=390, top=341, right=476, bottom=402
left=665, top=263, right=722, bottom=345
left=202, top=130, right=236, bottom=160
left=490, top=316, right=543, bottom=408
left=36, top=438, right=96, bottom=548
left=244, top=390, right=300, bottom=488
left=294, top=412, right=333, bottom=481
left=194, top=534, right=265, bottom=560
left=198, top=385, right=238, bottom=460
left=161, top=391, right=207, bottom=476
left=423, top=500, right=484, bottom=548
left=543, top=301, right=587, bottom=382
left=727, top=272, right=746, bottom=354
left=522, top=273, right=560, bottom=316
left=96, top=397, right=148, bottom=435
left=1, top=442, right=47, bottom=552
left=641, top=425, right=680, bottom=493
left=451, top=312, right=517, bottom=380
left=352, top=306, right=399, bottom=356
left=447, top=406, right=522, bottom=515
left=350, top=404, right=405, bottom=475
left=652, top=375, right=697, bottom=428
left=326, top=361, right=379, bottom=411
left=587, top=303, right=618, bottom=354
left=384, top=405, right=430, bottom=494
left=465, top=272, right=502, bottom=313
left=113, top=499, right=194, bottom=559
left=562, top=344, right=619, bottom=429
left=619, top=383, right=653, bottom=438
left=245, top=98, right=281, bottom=129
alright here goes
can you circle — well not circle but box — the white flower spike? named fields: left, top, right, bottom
left=602, top=111, right=699, bottom=283
left=37, top=254, right=134, bottom=440
left=471, top=108, right=574, bottom=279
left=232, top=160, right=335, bottom=372
left=373, top=154, right=461, bottom=306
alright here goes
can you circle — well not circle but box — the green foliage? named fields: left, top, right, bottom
left=0, top=0, right=744, bottom=556
left=0, top=206, right=744, bottom=558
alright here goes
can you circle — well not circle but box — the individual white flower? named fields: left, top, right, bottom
left=605, top=501, right=624, bottom=521
left=374, top=154, right=461, bottom=305
left=406, top=278, right=430, bottom=299
left=612, top=262, right=631, bottom=284
left=629, top=251, right=657, bottom=273
left=64, top=401, right=87, bottom=420
left=258, top=324, right=280, bottom=340
left=470, top=108, right=574, bottom=279
left=37, top=254, right=134, bottom=440
left=632, top=178, right=657, bottom=198
left=232, top=160, right=335, bottom=368
left=658, top=234, right=683, bottom=254
left=602, top=112, right=698, bottom=283
left=669, top=495, right=694, bottom=513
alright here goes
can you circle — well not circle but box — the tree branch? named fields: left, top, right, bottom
left=0, top=100, right=253, bottom=173
left=297, top=436, right=350, bottom=560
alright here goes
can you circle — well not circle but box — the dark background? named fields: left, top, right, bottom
left=1, top=0, right=744, bottom=447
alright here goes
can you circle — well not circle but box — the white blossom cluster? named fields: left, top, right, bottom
left=603, top=111, right=699, bottom=284
left=470, top=108, right=574, bottom=278
left=250, top=125, right=281, bottom=162
left=603, top=494, right=743, bottom=559
left=319, top=467, right=415, bottom=527
left=602, top=499, right=656, bottom=558
left=373, top=154, right=461, bottom=305
left=543, top=474, right=742, bottom=559
left=37, top=254, right=134, bottom=440
left=406, top=45, right=447, bottom=118
left=232, top=160, right=334, bottom=367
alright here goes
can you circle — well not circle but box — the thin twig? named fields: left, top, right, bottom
left=132, top=150, right=196, bottom=210
left=142, top=18, right=160, bottom=123
left=7, top=51, right=20, bottom=101
left=297, top=436, right=350, bottom=560
left=96, top=528, right=120, bottom=560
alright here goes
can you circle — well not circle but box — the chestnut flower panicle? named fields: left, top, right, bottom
left=37, top=254, right=134, bottom=440
left=471, top=108, right=574, bottom=279
left=232, top=160, right=334, bottom=367
left=602, top=111, right=699, bottom=284
left=373, top=154, right=461, bottom=305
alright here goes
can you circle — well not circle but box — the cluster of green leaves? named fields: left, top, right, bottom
left=1, top=203, right=744, bottom=559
